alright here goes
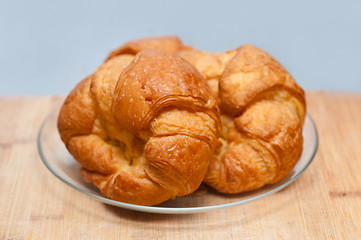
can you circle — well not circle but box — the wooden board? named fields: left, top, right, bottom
left=0, top=91, right=360, bottom=239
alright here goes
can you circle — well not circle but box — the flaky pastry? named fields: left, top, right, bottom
left=58, top=36, right=220, bottom=205
left=177, top=44, right=306, bottom=193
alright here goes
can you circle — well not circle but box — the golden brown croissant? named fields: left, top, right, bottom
left=178, top=45, right=306, bottom=193
left=58, top=36, right=221, bottom=205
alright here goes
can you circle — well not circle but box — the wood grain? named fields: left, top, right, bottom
left=0, top=91, right=360, bottom=239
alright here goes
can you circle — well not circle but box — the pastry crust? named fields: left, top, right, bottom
left=58, top=37, right=220, bottom=205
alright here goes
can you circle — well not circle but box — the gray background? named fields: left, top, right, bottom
left=1, top=0, right=360, bottom=95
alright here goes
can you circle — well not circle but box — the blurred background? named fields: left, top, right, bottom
left=0, top=0, right=360, bottom=95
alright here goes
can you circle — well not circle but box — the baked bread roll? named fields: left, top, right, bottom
left=58, top=37, right=221, bottom=205
left=178, top=44, right=306, bottom=193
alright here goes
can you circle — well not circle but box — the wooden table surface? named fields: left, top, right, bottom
left=1, top=91, right=360, bottom=239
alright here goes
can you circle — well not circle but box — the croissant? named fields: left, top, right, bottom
left=177, top=45, right=306, bottom=193
left=58, top=36, right=221, bottom=205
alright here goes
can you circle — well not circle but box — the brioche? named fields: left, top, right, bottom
left=58, top=36, right=221, bottom=205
